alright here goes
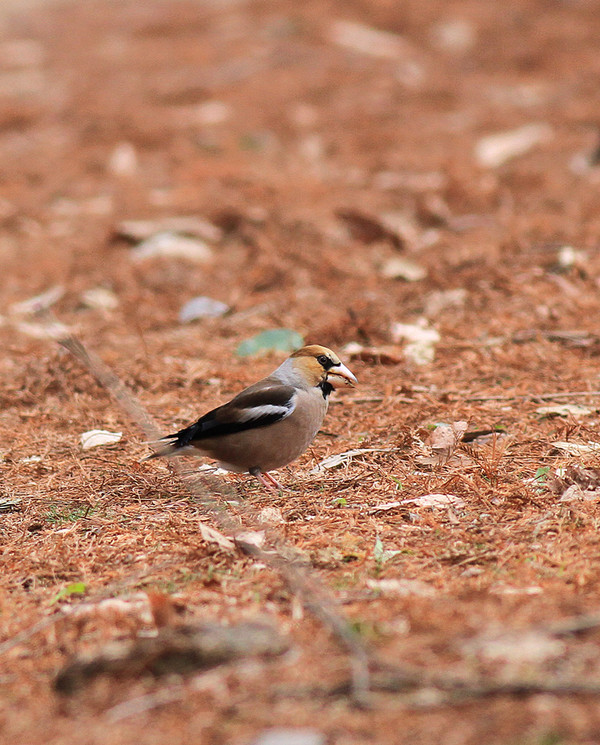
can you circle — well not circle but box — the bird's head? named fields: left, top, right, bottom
left=289, top=345, right=357, bottom=389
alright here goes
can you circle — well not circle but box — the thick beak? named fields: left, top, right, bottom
left=328, top=362, right=357, bottom=387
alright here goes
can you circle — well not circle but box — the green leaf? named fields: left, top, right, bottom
left=50, top=581, right=87, bottom=605
left=235, top=329, right=305, bottom=357
left=373, top=536, right=401, bottom=564
left=534, top=466, right=550, bottom=483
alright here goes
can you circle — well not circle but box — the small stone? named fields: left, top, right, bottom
left=179, top=296, right=229, bottom=323
left=131, top=232, right=213, bottom=263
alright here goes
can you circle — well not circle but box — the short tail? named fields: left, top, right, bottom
left=142, top=437, right=182, bottom=461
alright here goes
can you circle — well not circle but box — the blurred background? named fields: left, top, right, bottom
left=2, top=0, right=600, bottom=356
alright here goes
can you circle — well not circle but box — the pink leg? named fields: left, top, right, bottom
left=250, top=468, right=284, bottom=491
left=262, top=471, right=285, bottom=490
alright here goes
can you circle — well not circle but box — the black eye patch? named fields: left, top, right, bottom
left=316, top=354, right=335, bottom=370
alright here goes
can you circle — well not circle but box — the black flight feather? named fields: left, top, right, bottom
left=160, top=385, right=296, bottom=450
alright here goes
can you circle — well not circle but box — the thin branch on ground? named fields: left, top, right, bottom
left=368, top=669, right=600, bottom=704
left=465, top=391, right=600, bottom=402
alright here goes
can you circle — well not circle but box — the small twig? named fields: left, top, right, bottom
left=368, top=669, right=600, bottom=703
left=105, top=686, right=184, bottom=723
left=541, top=612, right=600, bottom=637
left=465, top=391, right=600, bottom=403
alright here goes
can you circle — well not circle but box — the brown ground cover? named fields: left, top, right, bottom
left=3, top=1, right=600, bottom=742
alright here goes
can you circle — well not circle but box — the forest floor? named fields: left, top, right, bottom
left=3, top=1, right=600, bottom=743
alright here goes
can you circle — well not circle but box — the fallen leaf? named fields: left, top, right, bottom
left=368, top=501, right=402, bottom=513
left=559, top=484, right=600, bottom=502
left=335, top=208, right=403, bottom=247
left=252, top=728, right=325, bottom=745
left=257, top=507, right=285, bottom=525
left=430, top=421, right=468, bottom=458
left=557, top=245, right=587, bottom=271
left=401, top=494, right=465, bottom=509
left=130, top=232, right=213, bottom=262
left=552, top=441, right=600, bottom=455
left=373, top=536, right=401, bottom=563
left=0, top=497, right=22, bottom=513
left=490, top=585, right=543, bottom=596
left=367, top=578, right=436, bottom=597
left=330, top=20, right=411, bottom=60
left=236, top=329, right=304, bottom=357
left=195, top=100, right=232, bottom=126
left=391, top=319, right=440, bottom=365
left=198, top=522, right=235, bottom=551
left=108, top=142, right=138, bottom=176
left=61, top=593, right=154, bottom=626
left=234, top=530, right=266, bottom=552
left=80, top=287, right=119, bottom=310
left=117, top=217, right=222, bottom=243
left=380, top=256, right=427, bottom=281
left=544, top=330, right=598, bottom=347
left=536, top=404, right=593, bottom=418
left=462, top=631, right=565, bottom=665
left=9, top=285, right=64, bottom=316
left=197, top=463, right=230, bottom=476
left=50, top=582, right=87, bottom=605
left=309, top=448, right=391, bottom=474
left=475, top=123, right=553, bottom=168
left=431, top=18, right=476, bottom=53
left=343, top=342, right=403, bottom=364
left=13, top=317, right=72, bottom=341
left=424, top=288, right=467, bottom=317
left=80, top=430, right=122, bottom=449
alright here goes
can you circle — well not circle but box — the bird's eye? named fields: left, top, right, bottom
left=317, top=354, right=333, bottom=370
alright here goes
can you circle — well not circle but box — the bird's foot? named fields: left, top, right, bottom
left=250, top=468, right=284, bottom=492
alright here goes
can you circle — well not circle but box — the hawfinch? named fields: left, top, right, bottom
left=147, top=345, right=357, bottom=489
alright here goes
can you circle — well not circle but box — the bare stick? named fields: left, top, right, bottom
left=465, top=391, right=600, bottom=403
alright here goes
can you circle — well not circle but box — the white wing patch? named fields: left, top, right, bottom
left=237, top=394, right=296, bottom=422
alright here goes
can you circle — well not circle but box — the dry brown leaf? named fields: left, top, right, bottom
left=198, top=522, right=235, bottom=551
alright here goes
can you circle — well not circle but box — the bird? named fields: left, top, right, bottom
left=146, top=345, right=357, bottom=490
